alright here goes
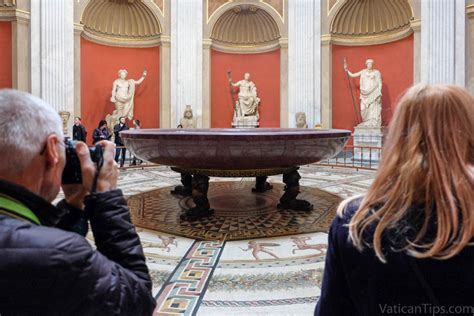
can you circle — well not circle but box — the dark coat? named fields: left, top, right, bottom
left=113, top=123, right=129, bottom=146
left=0, top=179, right=156, bottom=315
left=315, top=198, right=474, bottom=316
left=72, top=124, right=87, bottom=142
left=92, top=127, right=110, bottom=144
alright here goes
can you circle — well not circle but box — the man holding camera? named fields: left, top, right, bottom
left=0, top=90, right=156, bottom=315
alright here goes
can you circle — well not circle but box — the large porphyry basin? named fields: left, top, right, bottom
left=121, top=128, right=351, bottom=170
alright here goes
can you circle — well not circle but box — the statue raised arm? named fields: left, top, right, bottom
left=345, top=59, right=382, bottom=128
left=106, top=69, right=147, bottom=129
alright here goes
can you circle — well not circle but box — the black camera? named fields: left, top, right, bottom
left=61, top=138, right=104, bottom=184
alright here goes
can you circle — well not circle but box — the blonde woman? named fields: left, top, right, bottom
left=316, top=84, right=474, bottom=315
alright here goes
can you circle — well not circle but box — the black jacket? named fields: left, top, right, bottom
left=0, top=179, right=156, bottom=315
left=72, top=124, right=87, bottom=142
left=113, top=123, right=129, bottom=146
left=315, top=198, right=474, bottom=316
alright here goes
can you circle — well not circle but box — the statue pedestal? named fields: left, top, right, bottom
left=232, top=116, right=259, bottom=128
left=353, top=127, right=385, bottom=162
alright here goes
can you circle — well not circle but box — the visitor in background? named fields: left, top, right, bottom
left=72, top=116, right=87, bottom=142
left=0, top=89, right=156, bottom=315
left=316, top=84, right=474, bottom=315
left=113, top=116, right=129, bottom=167
left=92, top=119, right=110, bottom=144
left=131, top=119, right=142, bottom=166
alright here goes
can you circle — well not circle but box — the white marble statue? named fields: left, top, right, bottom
left=228, top=72, right=261, bottom=126
left=344, top=59, right=382, bottom=128
left=295, top=112, right=308, bottom=128
left=179, top=105, right=196, bottom=128
left=106, top=69, right=147, bottom=128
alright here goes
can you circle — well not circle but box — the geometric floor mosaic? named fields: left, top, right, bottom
left=154, top=240, right=224, bottom=315
left=128, top=181, right=342, bottom=241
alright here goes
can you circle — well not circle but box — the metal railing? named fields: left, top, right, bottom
left=316, top=144, right=381, bottom=170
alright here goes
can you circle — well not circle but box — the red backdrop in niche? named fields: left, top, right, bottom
left=211, top=49, right=280, bottom=128
left=0, top=22, right=12, bottom=88
left=81, top=38, right=160, bottom=144
left=332, top=35, right=414, bottom=131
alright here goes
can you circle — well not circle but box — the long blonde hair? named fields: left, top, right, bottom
left=346, top=84, right=474, bottom=262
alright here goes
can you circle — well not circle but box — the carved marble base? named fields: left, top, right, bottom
left=232, top=115, right=259, bottom=128
left=353, top=127, right=385, bottom=161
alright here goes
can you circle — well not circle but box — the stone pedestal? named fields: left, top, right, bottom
left=231, top=115, right=259, bottom=128
left=353, top=127, right=385, bottom=162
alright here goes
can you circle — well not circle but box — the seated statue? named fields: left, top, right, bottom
left=229, top=72, right=260, bottom=127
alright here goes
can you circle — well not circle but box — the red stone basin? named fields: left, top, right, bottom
left=121, top=128, right=351, bottom=170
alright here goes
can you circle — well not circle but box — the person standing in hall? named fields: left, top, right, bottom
left=130, top=119, right=142, bottom=166
left=72, top=116, right=87, bottom=142
left=113, top=116, right=129, bottom=167
left=92, top=119, right=110, bottom=144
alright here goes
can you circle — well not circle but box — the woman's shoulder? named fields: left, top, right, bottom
left=336, top=195, right=364, bottom=224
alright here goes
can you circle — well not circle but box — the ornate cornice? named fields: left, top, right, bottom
left=467, top=4, right=474, bottom=19
left=0, top=8, right=29, bottom=22
left=81, top=31, right=162, bottom=48
left=211, top=5, right=281, bottom=49
left=211, top=40, right=280, bottom=54
left=330, top=0, right=413, bottom=46
left=0, top=0, right=15, bottom=7
left=81, top=0, right=161, bottom=47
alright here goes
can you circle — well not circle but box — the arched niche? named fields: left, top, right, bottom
left=329, top=0, right=414, bottom=45
left=77, top=0, right=163, bottom=143
left=204, top=3, right=284, bottom=128
left=328, top=0, right=415, bottom=134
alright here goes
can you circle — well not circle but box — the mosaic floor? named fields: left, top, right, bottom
left=77, top=165, right=375, bottom=315
left=128, top=181, right=341, bottom=241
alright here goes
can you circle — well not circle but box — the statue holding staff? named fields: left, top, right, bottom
left=344, top=59, right=382, bottom=128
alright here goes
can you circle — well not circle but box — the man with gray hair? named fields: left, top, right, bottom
left=0, top=89, right=156, bottom=315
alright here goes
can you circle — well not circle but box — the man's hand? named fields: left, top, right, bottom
left=62, top=141, right=119, bottom=209
left=94, top=141, right=119, bottom=192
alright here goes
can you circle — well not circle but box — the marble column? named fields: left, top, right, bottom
left=280, top=38, right=289, bottom=128
left=421, top=0, right=465, bottom=85
left=2, top=1, right=31, bottom=92
left=31, top=0, right=74, bottom=133
left=288, top=0, right=321, bottom=128
left=466, top=4, right=474, bottom=94
left=320, top=36, right=332, bottom=129
left=160, top=36, right=172, bottom=128
left=411, top=19, right=422, bottom=84
left=171, top=0, right=203, bottom=127
left=202, top=39, right=212, bottom=128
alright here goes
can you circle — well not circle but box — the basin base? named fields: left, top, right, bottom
left=171, top=167, right=313, bottom=220
left=278, top=168, right=314, bottom=212
left=252, top=176, right=273, bottom=193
